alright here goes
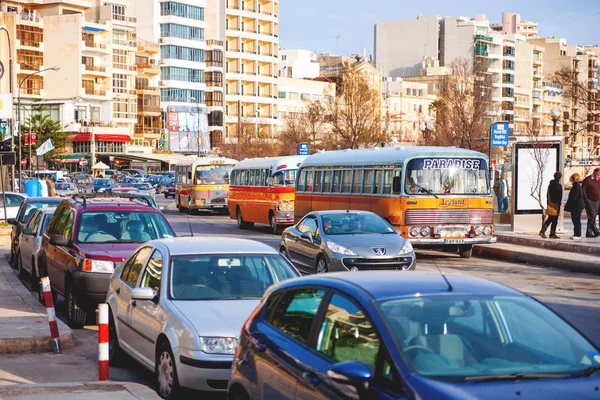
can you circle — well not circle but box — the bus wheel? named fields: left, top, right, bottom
left=269, top=211, right=281, bottom=235
left=236, top=208, right=254, bottom=230
left=458, top=245, right=473, bottom=259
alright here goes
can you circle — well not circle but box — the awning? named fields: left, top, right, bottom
left=72, top=134, right=131, bottom=143
left=84, top=26, right=107, bottom=33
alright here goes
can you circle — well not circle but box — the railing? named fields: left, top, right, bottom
left=136, top=85, right=159, bottom=91
left=138, top=105, right=161, bottom=113
left=207, top=61, right=224, bottom=67
left=134, top=127, right=161, bottom=135
left=21, top=88, right=42, bottom=95
left=136, top=62, right=158, bottom=69
left=207, top=40, right=224, bottom=46
left=137, top=40, right=160, bottom=52
left=84, top=88, right=107, bottom=96
left=84, top=65, right=107, bottom=72
left=206, top=81, right=223, bottom=87
left=84, top=41, right=107, bottom=50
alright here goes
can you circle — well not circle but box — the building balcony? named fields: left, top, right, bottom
left=137, top=40, right=160, bottom=54
left=134, top=127, right=161, bottom=137
left=136, top=62, right=160, bottom=75
left=83, top=41, right=109, bottom=54
left=83, top=88, right=108, bottom=97
left=82, top=64, right=110, bottom=77
left=64, top=122, right=131, bottom=137
left=138, top=105, right=161, bottom=115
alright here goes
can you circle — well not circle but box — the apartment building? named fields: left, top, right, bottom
left=491, top=12, right=538, bottom=38
left=134, top=39, right=161, bottom=148
left=511, top=38, right=545, bottom=134
left=279, top=49, right=319, bottom=79
left=383, top=79, right=434, bottom=144
left=206, top=0, right=279, bottom=141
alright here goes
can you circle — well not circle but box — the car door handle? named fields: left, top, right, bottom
left=302, top=371, right=321, bottom=387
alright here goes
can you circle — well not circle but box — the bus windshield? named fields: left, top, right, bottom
left=194, top=165, right=233, bottom=185
left=273, top=169, right=297, bottom=186
left=405, top=157, right=489, bottom=195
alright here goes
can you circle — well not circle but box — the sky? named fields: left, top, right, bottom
left=279, top=0, right=600, bottom=56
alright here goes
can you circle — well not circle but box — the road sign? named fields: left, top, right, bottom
left=20, top=159, right=26, bottom=166
left=80, top=159, right=88, bottom=166
left=297, top=143, right=309, bottom=156
left=491, top=122, right=509, bottom=147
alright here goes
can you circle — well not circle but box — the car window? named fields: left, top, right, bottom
left=6, top=194, right=24, bottom=207
left=298, top=216, right=318, bottom=236
left=76, top=211, right=174, bottom=243
left=139, top=250, right=163, bottom=295
left=316, top=293, right=380, bottom=372
left=40, top=214, right=52, bottom=235
left=28, top=212, right=41, bottom=230
left=270, top=288, right=326, bottom=344
left=122, top=247, right=152, bottom=288
left=51, top=207, right=71, bottom=236
left=374, top=351, right=403, bottom=395
left=63, top=211, right=75, bottom=240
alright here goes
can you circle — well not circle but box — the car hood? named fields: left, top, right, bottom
left=172, top=300, right=260, bottom=338
left=327, top=233, right=408, bottom=257
left=407, top=374, right=600, bottom=400
left=75, top=243, right=140, bottom=263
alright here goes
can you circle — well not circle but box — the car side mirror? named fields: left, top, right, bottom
left=132, top=287, right=158, bottom=303
left=22, top=228, right=35, bottom=236
left=300, top=231, right=314, bottom=243
left=7, top=218, right=16, bottom=225
left=49, top=234, right=70, bottom=247
left=327, top=361, right=373, bottom=392
left=392, top=176, right=401, bottom=194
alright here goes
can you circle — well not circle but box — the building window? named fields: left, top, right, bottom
left=406, top=88, right=410, bottom=96
left=160, top=2, right=204, bottom=21
left=418, top=89, right=423, bottom=97
left=433, top=83, right=440, bottom=91
left=160, top=67, right=204, bottom=83
left=17, top=49, right=42, bottom=71
left=112, top=73, right=129, bottom=94
left=288, top=92, right=299, bottom=101
left=160, top=45, right=204, bottom=62
left=91, top=106, right=101, bottom=122
left=205, top=92, right=223, bottom=107
left=301, top=93, right=311, bottom=101
left=160, top=23, right=204, bottom=41
left=412, top=89, right=417, bottom=96
left=112, top=49, right=128, bottom=70
left=208, top=111, right=223, bottom=126
left=160, top=88, right=204, bottom=103
left=206, top=50, right=223, bottom=67
left=278, top=91, right=286, bottom=99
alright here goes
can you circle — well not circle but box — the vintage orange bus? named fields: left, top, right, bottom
left=295, top=146, right=496, bottom=258
left=228, top=155, right=308, bottom=234
left=175, top=156, right=237, bottom=213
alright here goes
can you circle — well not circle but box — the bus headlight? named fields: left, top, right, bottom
left=419, top=227, right=431, bottom=237
left=286, top=203, right=294, bottom=211
left=483, top=226, right=492, bottom=236
left=474, top=226, right=484, bottom=236
left=409, top=227, right=420, bottom=237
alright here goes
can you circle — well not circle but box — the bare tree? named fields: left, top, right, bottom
left=219, top=119, right=279, bottom=160
left=525, top=119, right=553, bottom=222
left=323, top=65, right=388, bottom=149
left=423, top=57, right=497, bottom=152
left=277, top=100, right=330, bottom=155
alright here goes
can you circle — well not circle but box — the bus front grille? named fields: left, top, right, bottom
left=405, top=209, right=493, bottom=225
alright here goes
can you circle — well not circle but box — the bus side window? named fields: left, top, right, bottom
left=323, top=171, right=332, bottom=192
left=297, top=169, right=306, bottom=192
left=332, top=170, right=341, bottom=192
left=374, top=169, right=383, bottom=194
left=314, top=171, right=323, bottom=192
left=392, top=176, right=401, bottom=194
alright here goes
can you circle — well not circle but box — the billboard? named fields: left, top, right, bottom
left=167, top=110, right=210, bottom=153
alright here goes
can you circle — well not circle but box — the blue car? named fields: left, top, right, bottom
left=228, top=272, right=600, bottom=400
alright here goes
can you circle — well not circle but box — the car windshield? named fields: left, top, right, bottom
left=321, top=213, right=395, bottom=235
left=169, top=254, right=298, bottom=300
left=194, top=165, right=232, bottom=185
left=405, top=157, right=490, bottom=195
left=378, top=295, right=600, bottom=383
left=19, top=200, right=60, bottom=223
left=93, top=179, right=110, bottom=186
left=132, top=183, right=151, bottom=190
left=77, top=211, right=174, bottom=243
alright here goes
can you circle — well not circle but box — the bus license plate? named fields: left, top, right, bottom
left=444, top=239, right=467, bottom=244
left=213, top=205, right=226, bottom=208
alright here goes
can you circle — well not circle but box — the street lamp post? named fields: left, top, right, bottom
left=190, top=97, right=201, bottom=157
left=0, top=25, right=14, bottom=190
left=550, top=108, right=561, bottom=136
left=16, top=66, right=60, bottom=191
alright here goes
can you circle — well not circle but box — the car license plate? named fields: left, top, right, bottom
left=444, top=239, right=467, bottom=244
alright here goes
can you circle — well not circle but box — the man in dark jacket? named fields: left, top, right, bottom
left=540, top=172, right=563, bottom=239
left=582, top=167, right=600, bottom=237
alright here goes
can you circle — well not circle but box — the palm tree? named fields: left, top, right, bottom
left=21, top=106, right=66, bottom=164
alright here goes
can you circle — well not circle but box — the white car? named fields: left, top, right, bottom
left=105, top=237, right=300, bottom=399
left=16, top=207, right=56, bottom=293
left=0, top=192, right=27, bottom=220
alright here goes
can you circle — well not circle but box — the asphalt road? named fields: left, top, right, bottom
left=3, top=195, right=599, bottom=398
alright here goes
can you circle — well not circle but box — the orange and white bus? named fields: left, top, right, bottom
left=175, top=156, right=237, bottom=213
left=228, top=155, right=308, bottom=234
left=295, top=146, right=496, bottom=258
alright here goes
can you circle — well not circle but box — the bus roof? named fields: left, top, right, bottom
left=300, top=146, right=488, bottom=168
left=232, top=155, right=308, bottom=171
left=175, top=156, right=238, bottom=167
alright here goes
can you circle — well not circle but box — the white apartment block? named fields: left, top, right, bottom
left=277, top=76, right=334, bottom=119
left=279, top=49, right=319, bottom=79
left=491, top=12, right=538, bottom=39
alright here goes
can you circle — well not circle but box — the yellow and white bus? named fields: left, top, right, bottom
left=175, top=156, right=237, bottom=213
left=295, top=146, right=496, bottom=258
left=228, top=155, right=307, bottom=234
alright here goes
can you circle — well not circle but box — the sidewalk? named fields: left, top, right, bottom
left=0, top=236, right=75, bottom=354
left=0, top=382, right=160, bottom=399
left=474, top=219, right=600, bottom=275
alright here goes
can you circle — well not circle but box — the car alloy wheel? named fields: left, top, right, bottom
left=66, top=282, right=87, bottom=329
left=156, top=343, right=180, bottom=399
left=317, top=257, right=328, bottom=274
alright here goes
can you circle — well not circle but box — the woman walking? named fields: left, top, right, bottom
left=565, top=173, right=585, bottom=240
left=540, top=172, right=563, bottom=239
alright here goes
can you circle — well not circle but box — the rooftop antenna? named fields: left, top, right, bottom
left=433, top=263, right=453, bottom=292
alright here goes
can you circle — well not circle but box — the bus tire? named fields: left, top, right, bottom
left=269, top=211, right=281, bottom=235
left=458, top=245, right=473, bottom=259
left=236, top=207, right=253, bottom=230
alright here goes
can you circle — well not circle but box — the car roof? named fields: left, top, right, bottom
left=309, top=210, right=379, bottom=216
left=25, top=197, right=61, bottom=203
left=151, top=237, right=279, bottom=256
left=278, top=272, right=524, bottom=300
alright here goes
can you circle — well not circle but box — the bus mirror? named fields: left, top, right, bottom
left=392, top=176, right=401, bottom=194
left=188, top=171, right=192, bottom=180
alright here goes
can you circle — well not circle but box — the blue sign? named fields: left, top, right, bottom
left=491, top=122, right=509, bottom=147
left=297, top=143, right=309, bottom=155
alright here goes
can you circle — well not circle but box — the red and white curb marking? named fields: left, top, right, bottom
left=98, top=303, right=109, bottom=381
left=41, top=276, right=61, bottom=354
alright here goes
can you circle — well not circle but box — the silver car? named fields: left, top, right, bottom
left=15, top=207, right=56, bottom=289
left=105, top=237, right=300, bottom=399
left=55, top=182, right=76, bottom=197
left=280, top=210, right=416, bottom=274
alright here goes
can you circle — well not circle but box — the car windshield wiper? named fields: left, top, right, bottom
left=569, top=364, right=600, bottom=378
left=464, top=372, right=570, bottom=384
left=412, top=182, right=439, bottom=199
left=103, top=240, right=144, bottom=244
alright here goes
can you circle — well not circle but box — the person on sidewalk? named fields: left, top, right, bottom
left=565, top=173, right=585, bottom=240
left=582, top=167, right=600, bottom=237
left=494, top=171, right=510, bottom=213
left=540, top=172, right=563, bottom=239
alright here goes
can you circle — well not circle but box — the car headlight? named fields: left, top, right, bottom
left=327, top=241, right=358, bottom=256
left=200, top=337, right=238, bottom=355
left=483, top=226, right=492, bottom=236
left=399, top=241, right=414, bottom=255
left=82, top=259, right=114, bottom=273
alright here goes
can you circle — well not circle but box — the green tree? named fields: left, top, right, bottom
left=21, top=106, right=66, bottom=163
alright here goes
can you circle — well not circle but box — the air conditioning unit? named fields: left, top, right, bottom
left=95, top=78, right=103, bottom=84
left=159, top=80, right=166, bottom=86
left=159, top=59, right=166, bottom=65
left=158, top=37, right=165, bottom=43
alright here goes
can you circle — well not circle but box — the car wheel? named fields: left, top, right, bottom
left=270, top=212, right=280, bottom=235
left=108, top=309, right=125, bottom=366
left=156, top=341, right=181, bottom=400
left=66, top=280, right=87, bottom=329
left=316, top=256, right=328, bottom=274
left=236, top=208, right=254, bottom=230
left=228, top=385, right=250, bottom=400
left=16, top=251, right=25, bottom=279
left=164, top=192, right=168, bottom=199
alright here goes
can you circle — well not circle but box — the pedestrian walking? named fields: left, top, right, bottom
left=494, top=171, right=510, bottom=213
left=582, top=167, right=600, bottom=237
left=565, top=173, right=585, bottom=240
left=539, top=172, right=563, bottom=239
